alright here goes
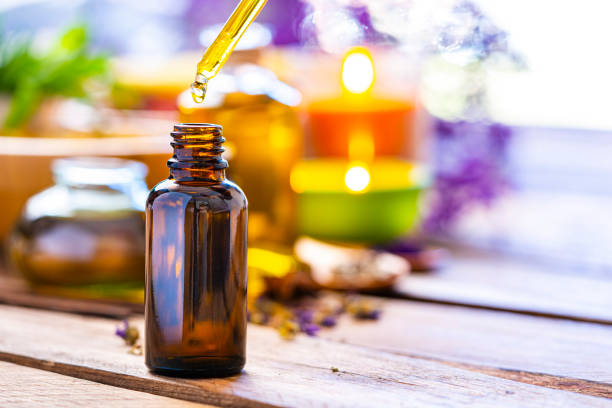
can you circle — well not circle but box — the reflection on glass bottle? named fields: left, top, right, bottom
left=145, top=123, right=248, bottom=377
left=9, top=158, right=148, bottom=299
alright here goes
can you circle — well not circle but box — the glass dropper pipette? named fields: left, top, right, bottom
left=191, top=0, right=268, bottom=103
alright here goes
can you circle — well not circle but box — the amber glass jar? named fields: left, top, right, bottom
left=145, top=123, right=248, bottom=377
left=9, top=157, right=148, bottom=299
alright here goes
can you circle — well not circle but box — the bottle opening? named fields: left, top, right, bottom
left=171, top=123, right=224, bottom=142
left=168, top=123, right=228, bottom=181
left=174, top=123, right=222, bottom=132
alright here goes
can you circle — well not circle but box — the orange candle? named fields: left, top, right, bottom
left=307, top=48, right=416, bottom=159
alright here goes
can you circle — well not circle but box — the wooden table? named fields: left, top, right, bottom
left=1, top=248, right=611, bottom=407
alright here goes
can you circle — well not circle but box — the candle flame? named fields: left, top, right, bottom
left=341, top=48, right=374, bottom=94
left=344, top=164, right=370, bottom=192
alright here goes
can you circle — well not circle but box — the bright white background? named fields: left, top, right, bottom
left=478, top=0, right=612, bottom=130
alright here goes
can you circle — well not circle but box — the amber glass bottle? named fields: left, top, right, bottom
left=145, top=123, right=248, bottom=377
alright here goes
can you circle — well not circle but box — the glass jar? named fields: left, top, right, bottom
left=9, top=157, right=148, bottom=300
left=145, top=123, right=248, bottom=377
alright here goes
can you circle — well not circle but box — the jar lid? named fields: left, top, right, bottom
left=53, top=157, right=148, bottom=187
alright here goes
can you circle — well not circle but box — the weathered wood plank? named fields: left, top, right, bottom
left=394, top=248, right=612, bottom=324
left=0, top=361, right=211, bottom=407
left=322, top=297, right=612, bottom=390
left=2, top=273, right=611, bottom=397
left=0, top=305, right=609, bottom=408
left=443, top=362, right=612, bottom=399
left=0, top=289, right=136, bottom=319
left=0, top=275, right=142, bottom=318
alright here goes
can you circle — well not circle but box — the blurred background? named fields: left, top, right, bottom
left=1, top=0, right=611, bottom=324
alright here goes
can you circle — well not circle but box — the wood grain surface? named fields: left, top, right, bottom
left=0, top=305, right=610, bottom=408
left=321, top=297, right=612, bottom=397
left=394, top=248, right=612, bottom=324
left=1, top=361, right=210, bottom=408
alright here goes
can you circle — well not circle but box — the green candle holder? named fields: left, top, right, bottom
left=291, top=159, right=429, bottom=243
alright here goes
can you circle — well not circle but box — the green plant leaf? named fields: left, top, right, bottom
left=57, top=25, right=88, bottom=53
left=3, top=77, right=41, bottom=129
left=0, top=24, right=109, bottom=131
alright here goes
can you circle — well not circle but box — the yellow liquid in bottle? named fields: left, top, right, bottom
left=191, top=0, right=268, bottom=103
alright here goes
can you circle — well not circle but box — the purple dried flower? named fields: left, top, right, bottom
left=320, top=316, right=337, bottom=327
left=115, top=320, right=128, bottom=339
left=295, top=309, right=314, bottom=324
left=115, top=320, right=139, bottom=346
left=346, top=298, right=382, bottom=321
left=355, top=309, right=381, bottom=320
left=248, top=294, right=382, bottom=340
left=424, top=119, right=512, bottom=233
left=301, top=323, right=320, bottom=337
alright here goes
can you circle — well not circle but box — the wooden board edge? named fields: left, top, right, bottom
left=0, top=352, right=279, bottom=408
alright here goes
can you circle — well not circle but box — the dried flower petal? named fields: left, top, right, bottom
left=115, top=320, right=140, bottom=345
left=295, top=309, right=314, bottom=324
left=124, top=326, right=140, bottom=346
left=347, top=298, right=382, bottom=320
left=115, top=320, right=128, bottom=339
left=248, top=293, right=381, bottom=339
left=320, top=316, right=337, bottom=327
left=355, top=309, right=381, bottom=320
left=129, top=343, right=143, bottom=356
left=277, top=320, right=299, bottom=340
left=300, top=323, right=320, bottom=337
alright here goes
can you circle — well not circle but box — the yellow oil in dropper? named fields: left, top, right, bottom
left=191, top=0, right=268, bottom=103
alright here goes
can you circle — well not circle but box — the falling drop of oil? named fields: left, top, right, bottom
left=190, top=75, right=208, bottom=104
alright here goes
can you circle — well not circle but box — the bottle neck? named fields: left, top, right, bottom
left=168, top=123, right=228, bottom=183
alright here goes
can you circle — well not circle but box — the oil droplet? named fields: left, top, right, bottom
left=191, top=81, right=206, bottom=103
left=190, top=75, right=208, bottom=104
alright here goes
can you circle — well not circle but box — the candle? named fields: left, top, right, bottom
left=307, top=47, right=416, bottom=159
left=290, top=159, right=428, bottom=243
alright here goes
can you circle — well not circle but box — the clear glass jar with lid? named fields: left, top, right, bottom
left=9, top=157, right=149, bottom=300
